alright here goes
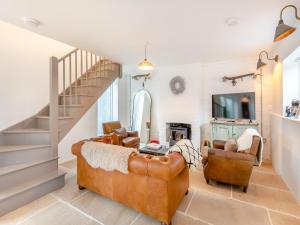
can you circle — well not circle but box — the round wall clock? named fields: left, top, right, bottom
left=169, top=76, right=185, bottom=95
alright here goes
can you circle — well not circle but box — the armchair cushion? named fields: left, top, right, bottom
left=213, top=140, right=226, bottom=149
left=208, top=148, right=255, bottom=162
left=112, top=127, right=128, bottom=138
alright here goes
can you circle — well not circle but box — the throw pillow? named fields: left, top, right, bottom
left=112, top=127, right=128, bottom=138
left=224, top=139, right=238, bottom=152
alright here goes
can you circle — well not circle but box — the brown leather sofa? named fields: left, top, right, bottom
left=72, top=138, right=189, bottom=225
left=102, top=121, right=140, bottom=148
left=203, top=136, right=261, bottom=192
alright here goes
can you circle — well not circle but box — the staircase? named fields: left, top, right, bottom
left=0, top=48, right=121, bottom=216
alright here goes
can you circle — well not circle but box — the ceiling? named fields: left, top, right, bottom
left=0, top=0, right=300, bottom=66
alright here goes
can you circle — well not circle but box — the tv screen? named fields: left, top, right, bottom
left=212, top=92, right=256, bottom=120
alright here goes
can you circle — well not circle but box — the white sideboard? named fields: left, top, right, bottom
left=211, top=120, right=259, bottom=141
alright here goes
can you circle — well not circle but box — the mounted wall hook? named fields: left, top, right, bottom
left=222, top=73, right=262, bottom=86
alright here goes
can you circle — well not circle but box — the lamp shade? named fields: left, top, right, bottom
left=274, top=19, right=296, bottom=42
left=138, top=59, right=153, bottom=71
left=256, top=58, right=267, bottom=70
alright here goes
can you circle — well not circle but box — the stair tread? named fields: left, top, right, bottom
left=0, top=145, right=50, bottom=153
left=0, top=157, right=58, bottom=176
left=0, top=169, right=65, bottom=201
left=3, top=128, right=49, bottom=134
left=36, top=116, right=73, bottom=120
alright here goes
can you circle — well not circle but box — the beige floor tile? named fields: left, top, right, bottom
left=19, top=202, right=92, bottom=225
left=232, top=184, right=300, bottom=217
left=52, top=175, right=87, bottom=202
left=190, top=170, right=232, bottom=197
left=250, top=171, right=289, bottom=191
left=132, top=212, right=209, bottom=225
left=187, top=190, right=271, bottom=225
left=71, top=191, right=138, bottom=225
left=253, top=163, right=276, bottom=174
left=173, top=212, right=209, bottom=225
left=269, top=211, right=300, bottom=225
left=177, top=188, right=195, bottom=212
left=0, top=194, right=57, bottom=225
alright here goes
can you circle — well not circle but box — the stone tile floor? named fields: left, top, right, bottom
left=1, top=160, right=300, bottom=225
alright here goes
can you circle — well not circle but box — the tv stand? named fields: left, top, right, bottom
left=210, top=119, right=259, bottom=141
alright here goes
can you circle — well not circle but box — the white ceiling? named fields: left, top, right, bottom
left=0, top=0, right=300, bottom=66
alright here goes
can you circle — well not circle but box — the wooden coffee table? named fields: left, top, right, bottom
left=139, top=145, right=169, bottom=156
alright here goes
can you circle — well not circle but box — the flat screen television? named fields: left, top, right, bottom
left=212, top=92, right=256, bottom=120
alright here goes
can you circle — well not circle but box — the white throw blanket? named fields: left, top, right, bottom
left=81, top=141, right=137, bottom=174
left=237, top=128, right=264, bottom=166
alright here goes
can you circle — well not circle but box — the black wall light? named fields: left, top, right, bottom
left=256, top=51, right=279, bottom=70
left=274, top=5, right=300, bottom=42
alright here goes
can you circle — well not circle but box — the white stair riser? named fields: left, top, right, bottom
left=0, top=174, right=65, bottom=217
left=0, top=159, right=58, bottom=191
left=4, top=133, right=50, bottom=145
left=0, top=147, right=51, bottom=167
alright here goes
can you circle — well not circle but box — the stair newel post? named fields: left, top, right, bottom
left=49, top=57, right=59, bottom=158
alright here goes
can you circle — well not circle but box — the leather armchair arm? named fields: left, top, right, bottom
left=110, top=133, right=123, bottom=145
left=127, top=130, right=139, bottom=137
left=208, top=148, right=255, bottom=162
left=213, top=140, right=226, bottom=149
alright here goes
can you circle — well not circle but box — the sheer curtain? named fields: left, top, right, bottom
left=97, top=80, right=118, bottom=135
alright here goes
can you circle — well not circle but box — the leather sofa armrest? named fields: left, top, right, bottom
left=71, top=141, right=86, bottom=156
left=129, top=152, right=186, bottom=181
left=127, top=131, right=139, bottom=137
left=212, top=140, right=226, bottom=149
left=208, top=148, right=255, bottom=162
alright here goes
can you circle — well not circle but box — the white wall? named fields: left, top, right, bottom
left=271, top=25, right=300, bottom=203
left=0, top=21, right=98, bottom=162
left=123, top=57, right=273, bottom=161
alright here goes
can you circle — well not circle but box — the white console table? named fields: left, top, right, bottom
left=211, top=120, right=259, bottom=141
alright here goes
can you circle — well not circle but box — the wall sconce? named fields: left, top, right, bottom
left=256, top=51, right=279, bottom=70
left=274, top=5, right=300, bottom=42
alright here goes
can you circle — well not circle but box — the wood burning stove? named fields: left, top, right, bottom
left=166, top=123, right=191, bottom=146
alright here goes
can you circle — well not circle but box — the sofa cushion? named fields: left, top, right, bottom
left=224, top=139, right=238, bottom=152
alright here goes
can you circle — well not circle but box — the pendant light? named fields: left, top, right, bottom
left=274, top=5, right=300, bottom=42
left=138, top=43, right=153, bottom=71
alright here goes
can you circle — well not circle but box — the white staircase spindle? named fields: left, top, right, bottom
left=49, top=57, right=59, bottom=157
left=62, top=59, right=66, bottom=116
left=75, top=50, right=78, bottom=104
left=69, top=55, right=72, bottom=105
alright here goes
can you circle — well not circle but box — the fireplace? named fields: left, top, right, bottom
left=166, top=123, right=191, bottom=146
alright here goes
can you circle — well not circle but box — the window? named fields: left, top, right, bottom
left=97, top=80, right=118, bottom=135
left=283, top=46, right=300, bottom=118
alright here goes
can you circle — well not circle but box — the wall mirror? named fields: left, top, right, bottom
left=131, top=89, right=152, bottom=143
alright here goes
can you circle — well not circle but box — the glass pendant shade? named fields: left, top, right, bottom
left=138, top=59, right=153, bottom=71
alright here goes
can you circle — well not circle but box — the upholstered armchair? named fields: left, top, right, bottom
left=102, top=121, right=140, bottom=148
left=202, top=136, right=261, bottom=192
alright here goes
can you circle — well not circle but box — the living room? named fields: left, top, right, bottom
left=0, top=1, right=300, bottom=225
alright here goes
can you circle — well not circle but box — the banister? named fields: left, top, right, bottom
left=58, top=48, right=79, bottom=63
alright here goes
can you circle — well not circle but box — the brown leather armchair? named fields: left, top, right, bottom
left=102, top=121, right=140, bottom=148
left=203, top=136, right=261, bottom=192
